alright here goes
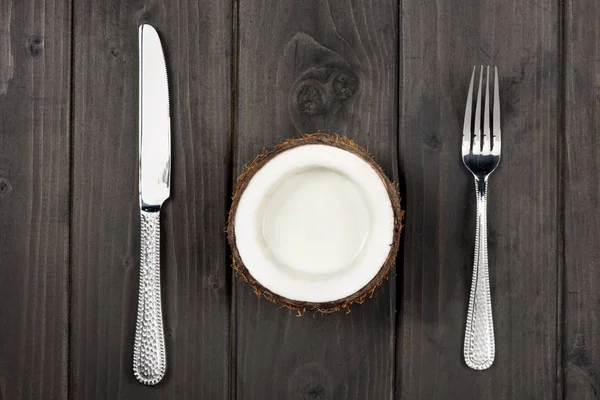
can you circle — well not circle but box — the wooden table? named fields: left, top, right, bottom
left=0, top=0, right=598, bottom=399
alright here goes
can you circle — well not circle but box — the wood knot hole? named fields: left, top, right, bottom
left=288, top=363, right=331, bottom=400
left=305, top=384, right=326, bottom=400
left=296, top=82, right=325, bottom=116
left=0, top=178, right=12, bottom=198
left=27, top=36, right=43, bottom=57
left=208, top=275, right=222, bottom=290
left=333, top=72, right=357, bottom=100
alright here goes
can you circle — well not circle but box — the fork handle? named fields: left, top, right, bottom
left=464, top=177, right=495, bottom=370
left=133, top=209, right=167, bottom=385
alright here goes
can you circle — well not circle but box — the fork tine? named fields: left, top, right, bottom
left=462, top=66, right=476, bottom=155
left=472, top=66, right=484, bottom=155
left=492, top=66, right=501, bottom=155
left=482, top=66, right=491, bottom=154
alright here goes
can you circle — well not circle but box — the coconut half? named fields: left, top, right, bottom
left=227, top=134, right=403, bottom=313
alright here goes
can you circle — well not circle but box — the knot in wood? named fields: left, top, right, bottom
left=208, top=275, right=223, bottom=290
left=0, top=177, right=12, bottom=198
left=27, top=36, right=43, bottom=57
left=332, top=72, right=357, bottom=100
left=295, top=82, right=325, bottom=116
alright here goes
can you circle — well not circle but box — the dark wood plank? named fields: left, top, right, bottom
left=71, top=1, right=232, bottom=398
left=397, top=1, right=560, bottom=398
left=234, top=1, right=398, bottom=399
left=563, top=1, right=600, bottom=398
left=0, top=1, right=71, bottom=399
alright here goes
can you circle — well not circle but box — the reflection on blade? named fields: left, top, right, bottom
left=139, top=24, right=170, bottom=209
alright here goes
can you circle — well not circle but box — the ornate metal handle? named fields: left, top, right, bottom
left=133, top=210, right=166, bottom=385
left=464, top=178, right=495, bottom=370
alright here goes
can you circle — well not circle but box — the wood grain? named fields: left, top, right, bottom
left=234, top=1, right=398, bottom=399
left=563, top=1, right=600, bottom=398
left=398, top=0, right=560, bottom=398
left=0, top=1, right=71, bottom=399
left=2, top=0, right=600, bottom=398
left=71, top=1, right=232, bottom=398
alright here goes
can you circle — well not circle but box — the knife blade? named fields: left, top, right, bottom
left=133, top=23, right=170, bottom=386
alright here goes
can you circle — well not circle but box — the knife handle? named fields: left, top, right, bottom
left=133, top=209, right=166, bottom=385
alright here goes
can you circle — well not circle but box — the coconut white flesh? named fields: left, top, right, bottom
left=235, top=144, right=395, bottom=303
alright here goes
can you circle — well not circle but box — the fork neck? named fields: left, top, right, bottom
left=475, top=176, right=488, bottom=200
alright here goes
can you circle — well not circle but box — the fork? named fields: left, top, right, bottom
left=461, top=66, right=501, bottom=370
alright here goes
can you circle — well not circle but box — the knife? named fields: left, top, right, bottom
left=133, top=24, right=170, bottom=386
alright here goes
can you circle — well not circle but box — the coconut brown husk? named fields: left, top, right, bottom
left=227, top=133, right=404, bottom=314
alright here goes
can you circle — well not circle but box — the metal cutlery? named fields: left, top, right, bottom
left=133, top=24, right=171, bottom=385
left=461, top=66, right=501, bottom=370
